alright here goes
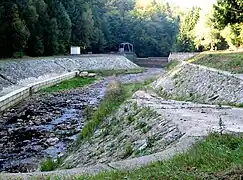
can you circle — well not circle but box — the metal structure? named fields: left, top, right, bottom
left=118, top=43, right=134, bottom=53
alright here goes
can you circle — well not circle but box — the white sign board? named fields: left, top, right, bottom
left=70, top=46, right=80, bottom=55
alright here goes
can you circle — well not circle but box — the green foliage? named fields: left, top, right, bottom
left=3, top=0, right=243, bottom=57
left=0, top=0, right=181, bottom=58
left=213, top=0, right=243, bottom=29
left=221, top=24, right=243, bottom=49
left=194, top=0, right=243, bottom=51
left=40, top=157, right=61, bottom=172
left=76, top=133, right=243, bottom=179
left=13, top=51, right=24, bottom=58
left=123, top=143, right=133, bottom=158
left=194, top=8, right=228, bottom=51
left=40, top=77, right=96, bottom=93
left=173, top=7, right=200, bottom=52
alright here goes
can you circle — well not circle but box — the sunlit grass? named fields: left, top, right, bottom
left=189, top=52, right=243, bottom=73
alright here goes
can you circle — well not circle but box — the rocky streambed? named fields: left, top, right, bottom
left=0, top=68, right=163, bottom=173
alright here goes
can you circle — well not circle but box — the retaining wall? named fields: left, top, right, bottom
left=0, top=72, right=78, bottom=112
left=134, top=57, right=168, bottom=68
left=168, top=52, right=199, bottom=62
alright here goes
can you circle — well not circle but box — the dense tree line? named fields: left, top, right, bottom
left=0, top=0, right=181, bottom=58
left=0, top=0, right=241, bottom=58
left=181, top=0, right=243, bottom=51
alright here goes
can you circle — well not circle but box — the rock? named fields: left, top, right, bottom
left=49, top=133, right=55, bottom=138
left=66, top=100, right=72, bottom=104
left=135, top=139, right=147, bottom=151
left=88, top=73, right=97, bottom=77
left=79, top=71, right=89, bottom=77
left=46, top=137, right=59, bottom=146
left=17, top=119, right=24, bottom=123
left=32, top=145, right=44, bottom=152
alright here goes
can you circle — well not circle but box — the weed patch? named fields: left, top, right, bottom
left=40, top=77, right=96, bottom=93
left=123, top=143, right=133, bottom=158
left=40, top=158, right=61, bottom=172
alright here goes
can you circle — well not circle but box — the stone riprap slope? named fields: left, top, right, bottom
left=152, top=61, right=243, bottom=105
left=0, top=55, right=139, bottom=95
left=61, top=89, right=243, bottom=172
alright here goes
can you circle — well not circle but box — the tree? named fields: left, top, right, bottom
left=213, top=0, right=243, bottom=28
left=0, top=0, right=185, bottom=57
left=47, top=0, right=71, bottom=53
left=194, top=8, right=228, bottom=51
left=45, top=18, right=59, bottom=55
left=173, top=7, right=200, bottom=52
left=213, top=0, right=243, bottom=48
left=11, top=4, right=30, bottom=56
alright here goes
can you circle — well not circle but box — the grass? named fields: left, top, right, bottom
left=189, top=51, right=243, bottom=74
left=165, top=60, right=180, bottom=71
left=77, top=80, right=151, bottom=142
left=40, top=158, right=61, bottom=172
left=75, top=133, right=243, bottom=179
left=87, top=68, right=144, bottom=77
left=40, top=77, right=96, bottom=93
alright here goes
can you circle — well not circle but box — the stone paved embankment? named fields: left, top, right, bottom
left=0, top=55, right=139, bottom=96
left=153, top=61, right=243, bottom=105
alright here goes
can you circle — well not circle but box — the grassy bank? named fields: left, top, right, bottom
left=189, top=52, right=243, bottom=74
left=40, top=77, right=96, bottom=93
left=40, top=80, right=152, bottom=171
left=88, top=68, right=144, bottom=77
left=77, top=80, right=151, bottom=141
left=76, top=133, right=243, bottom=179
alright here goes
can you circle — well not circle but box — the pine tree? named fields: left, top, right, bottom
left=11, top=4, right=30, bottom=57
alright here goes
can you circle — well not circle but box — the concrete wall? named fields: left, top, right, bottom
left=0, top=72, right=78, bottom=112
left=168, top=52, right=199, bottom=62
left=152, top=61, right=243, bottom=105
left=134, top=57, right=168, bottom=68
left=0, top=55, right=139, bottom=93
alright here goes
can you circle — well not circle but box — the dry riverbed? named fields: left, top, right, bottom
left=0, top=68, right=163, bottom=173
